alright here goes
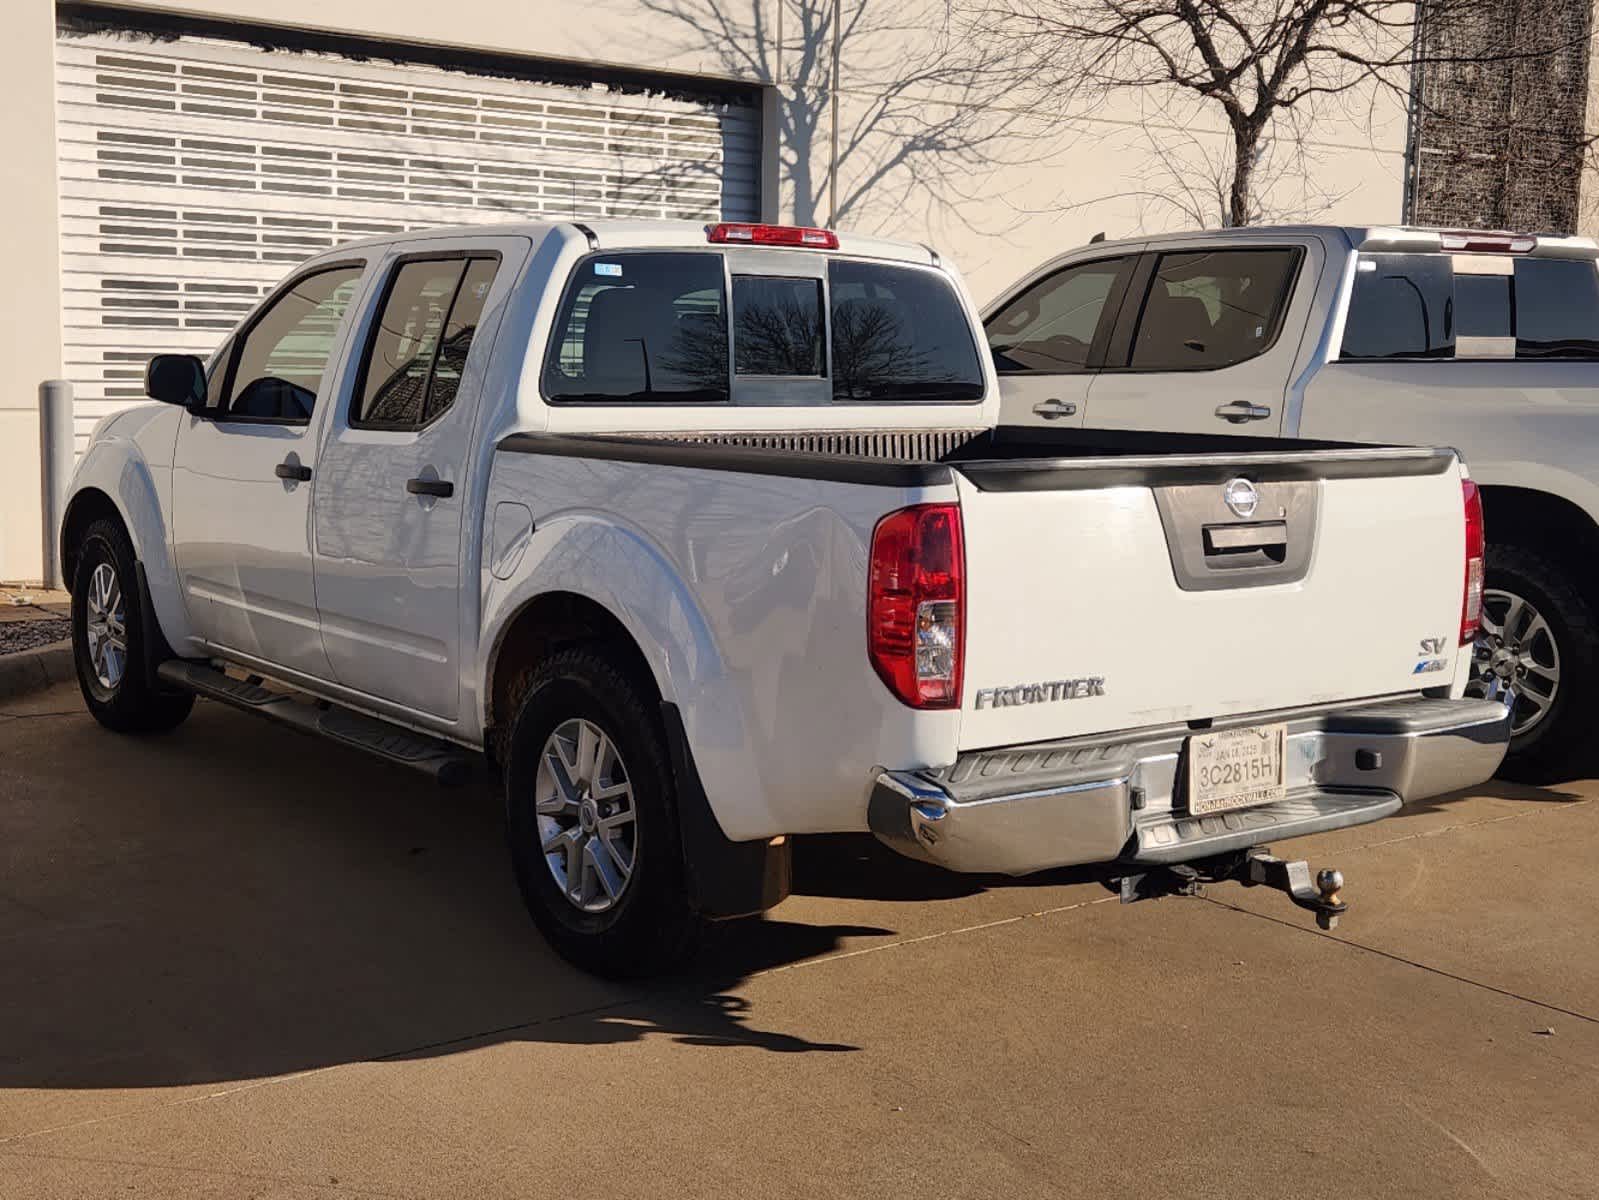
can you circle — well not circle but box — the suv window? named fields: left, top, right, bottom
left=985, top=258, right=1127, bottom=373
left=544, top=253, right=729, bottom=403
left=1341, top=253, right=1599, bottom=361
left=830, top=260, right=983, bottom=402
left=354, top=255, right=499, bottom=429
left=224, top=265, right=364, bottom=421
left=1129, top=249, right=1299, bottom=371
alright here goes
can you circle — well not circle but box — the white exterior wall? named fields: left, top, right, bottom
left=0, top=0, right=1408, bottom=581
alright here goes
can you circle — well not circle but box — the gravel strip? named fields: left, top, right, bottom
left=0, top=620, right=71, bottom=657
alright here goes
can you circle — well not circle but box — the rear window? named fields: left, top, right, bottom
left=1341, top=253, right=1599, bottom=361
left=543, top=251, right=984, bottom=405
left=543, top=252, right=729, bottom=403
left=827, top=260, right=984, bottom=402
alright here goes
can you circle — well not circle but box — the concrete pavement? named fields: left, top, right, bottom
left=1, top=683, right=1595, bottom=1198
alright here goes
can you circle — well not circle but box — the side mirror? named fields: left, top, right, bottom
left=145, top=354, right=207, bottom=409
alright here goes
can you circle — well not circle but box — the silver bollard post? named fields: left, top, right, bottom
left=38, top=380, right=75, bottom=590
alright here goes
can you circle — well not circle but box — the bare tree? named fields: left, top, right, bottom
left=631, top=0, right=1028, bottom=233
left=957, top=0, right=1590, bottom=228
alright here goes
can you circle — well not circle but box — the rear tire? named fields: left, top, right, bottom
left=1470, top=542, right=1598, bottom=783
left=70, top=518, right=194, bottom=734
left=503, top=645, right=700, bottom=977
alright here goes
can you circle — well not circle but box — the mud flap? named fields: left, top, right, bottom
left=660, top=701, right=792, bottom=920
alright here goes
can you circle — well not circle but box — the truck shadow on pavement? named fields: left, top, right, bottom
left=0, top=698, right=894, bottom=1093
left=2, top=693, right=1586, bottom=1093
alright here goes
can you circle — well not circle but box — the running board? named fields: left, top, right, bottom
left=155, top=660, right=478, bottom=786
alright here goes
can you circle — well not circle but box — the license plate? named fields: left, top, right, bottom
left=1187, top=722, right=1287, bottom=815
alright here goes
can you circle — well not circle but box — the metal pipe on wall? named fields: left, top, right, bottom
left=38, top=380, right=74, bottom=590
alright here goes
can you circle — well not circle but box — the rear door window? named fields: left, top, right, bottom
left=828, top=260, right=983, bottom=402
left=353, top=255, right=499, bottom=430
left=1129, top=249, right=1300, bottom=371
left=544, top=253, right=729, bottom=402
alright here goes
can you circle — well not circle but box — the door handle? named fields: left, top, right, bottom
left=275, top=461, right=312, bottom=482
left=1214, top=402, right=1273, bottom=424
left=406, top=477, right=454, bottom=499
left=1032, top=398, right=1078, bottom=420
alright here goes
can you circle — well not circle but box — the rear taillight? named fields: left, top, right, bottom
left=1462, top=479, right=1485, bottom=645
left=707, top=222, right=839, bottom=249
left=868, top=504, right=964, bottom=708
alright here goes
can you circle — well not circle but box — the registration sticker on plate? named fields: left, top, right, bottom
left=1187, top=722, right=1288, bottom=815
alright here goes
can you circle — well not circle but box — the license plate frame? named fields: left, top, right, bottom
left=1186, top=722, right=1288, bottom=815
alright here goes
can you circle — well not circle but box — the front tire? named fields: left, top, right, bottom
left=1468, top=542, right=1598, bottom=783
left=503, top=645, right=700, bottom=976
left=71, top=518, right=193, bottom=734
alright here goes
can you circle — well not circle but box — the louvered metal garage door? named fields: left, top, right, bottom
left=55, top=28, right=762, bottom=446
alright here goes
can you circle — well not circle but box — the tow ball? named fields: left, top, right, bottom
left=1114, top=847, right=1348, bottom=930
left=1237, top=850, right=1347, bottom=930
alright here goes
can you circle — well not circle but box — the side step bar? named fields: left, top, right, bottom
left=155, top=660, right=478, bottom=786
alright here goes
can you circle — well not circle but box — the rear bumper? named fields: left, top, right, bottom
left=868, top=695, right=1511, bottom=876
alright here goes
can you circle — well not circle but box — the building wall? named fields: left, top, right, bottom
left=0, top=0, right=1411, bottom=581
left=0, top=0, right=65, bottom=584
left=1410, top=0, right=1594, bottom=233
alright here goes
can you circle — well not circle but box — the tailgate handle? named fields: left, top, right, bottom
left=1203, top=521, right=1287, bottom=568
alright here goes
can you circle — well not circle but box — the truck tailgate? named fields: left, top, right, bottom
left=954, top=450, right=1465, bottom=751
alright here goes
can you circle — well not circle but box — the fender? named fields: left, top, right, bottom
left=62, top=406, right=200, bottom=654
left=477, top=509, right=780, bottom=841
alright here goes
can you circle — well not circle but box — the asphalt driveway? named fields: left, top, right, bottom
left=1, top=682, right=1595, bottom=1198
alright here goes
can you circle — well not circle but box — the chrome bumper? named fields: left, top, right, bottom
left=869, top=695, right=1511, bottom=876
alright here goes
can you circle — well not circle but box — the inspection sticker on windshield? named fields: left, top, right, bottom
left=1187, top=722, right=1287, bottom=815
left=594, top=262, right=623, bottom=277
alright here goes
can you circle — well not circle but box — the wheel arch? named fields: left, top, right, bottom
left=483, top=590, right=661, bottom=758
left=1479, top=485, right=1599, bottom=597
left=60, top=486, right=126, bottom=592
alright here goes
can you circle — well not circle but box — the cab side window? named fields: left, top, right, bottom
left=985, top=258, right=1129, bottom=374
left=1129, top=249, right=1299, bottom=371
left=223, top=265, right=364, bottom=422
left=353, top=255, right=500, bottom=430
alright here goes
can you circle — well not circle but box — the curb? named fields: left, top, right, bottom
left=0, top=640, right=74, bottom=702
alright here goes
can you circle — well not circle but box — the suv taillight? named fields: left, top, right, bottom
left=1462, top=479, right=1485, bottom=645
left=868, top=504, right=964, bottom=708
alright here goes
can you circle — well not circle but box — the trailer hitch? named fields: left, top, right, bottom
left=1236, top=849, right=1347, bottom=930
left=1113, top=847, right=1348, bottom=930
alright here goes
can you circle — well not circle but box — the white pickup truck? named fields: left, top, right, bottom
left=62, top=219, right=1509, bottom=974
left=984, top=225, right=1599, bottom=782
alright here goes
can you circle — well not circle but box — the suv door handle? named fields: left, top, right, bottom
left=406, top=477, right=454, bottom=499
left=274, top=461, right=312, bottom=482
left=1214, top=402, right=1272, bottom=424
left=1032, top=399, right=1078, bottom=420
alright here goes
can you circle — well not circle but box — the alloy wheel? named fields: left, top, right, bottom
left=84, top=561, right=127, bottom=691
left=535, top=717, right=638, bottom=913
left=1469, top=587, right=1560, bottom=736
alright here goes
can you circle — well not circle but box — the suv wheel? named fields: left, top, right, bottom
left=1467, top=543, right=1597, bottom=782
left=71, top=518, right=194, bottom=734
left=503, top=645, right=700, bottom=976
